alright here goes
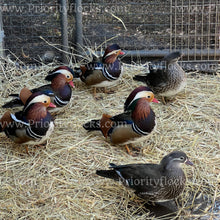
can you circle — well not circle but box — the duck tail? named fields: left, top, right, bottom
left=73, top=67, right=82, bottom=78
left=83, top=114, right=114, bottom=137
left=9, top=93, right=19, bottom=97
left=96, top=169, right=119, bottom=181
left=2, top=98, right=23, bottom=108
left=83, top=119, right=100, bottom=131
left=133, top=74, right=147, bottom=83
left=3, top=87, right=33, bottom=108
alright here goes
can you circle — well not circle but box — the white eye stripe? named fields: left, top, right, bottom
left=50, top=69, right=73, bottom=80
left=54, top=70, right=72, bottom=78
left=29, top=95, right=49, bottom=104
left=53, top=69, right=71, bottom=75
left=128, top=91, right=153, bottom=107
left=173, top=157, right=185, bottom=162
left=104, top=49, right=120, bottom=58
left=24, top=94, right=50, bottom=111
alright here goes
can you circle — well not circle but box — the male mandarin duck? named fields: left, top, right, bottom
left=96, top=151, right=193, bottom=202
left=0, top=88, right=56, bottom=152
left=133, top=51, right=186, bottom=103
left=2, top=66, right=75, bottom=112
left=83, top=86, right=159, bottom=154
left=74, top=44, right=124, bottom=98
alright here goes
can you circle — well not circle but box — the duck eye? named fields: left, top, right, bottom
left=67, top=75, right=70, bottom=78
left=44, top=100, right=47, bottom=103
left=147, top=96, right=151, bottom=99
left=180, top=156, right=184, bottom=160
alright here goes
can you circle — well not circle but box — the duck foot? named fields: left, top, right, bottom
left=94, top=95, right=103, bottom=100
left=25, top=146, right=30, bottom=155
left=25, top=143, right=47, bottom=155
left=92, top=87, right=103, bottom=100
left=125, top=144, right=131, bottom=154
left=161, top=96, right=177, bottom=104
left=92, top=87, right=97, bottom=99
left=161, top=96, right=167, bottom=105
left=125, top=144, right=141, bottom=156
left=131, top=145, right=141, bottom=152
left=104, top=87, right=115, bottom=94
left=144, top=200, right=178, bottom=218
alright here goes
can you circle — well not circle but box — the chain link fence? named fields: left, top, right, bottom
left=0, top=0, right=219, bottom=65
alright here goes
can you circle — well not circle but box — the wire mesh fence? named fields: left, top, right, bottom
left=0, top=0, right=219, bottom=64
left=80, top=0, right=172, bottom=50
left=1, top=0, right=62, bottom=63
left=170, top=0, right=220, bottom=61
left=80, top=0, right=219, bottom=61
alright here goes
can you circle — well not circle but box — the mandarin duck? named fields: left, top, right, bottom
left=96, top=151, right=193, bottom=202
left=83, top=86, right=158, bottom=154
left=133, top=52, right=186, bottom=103
left=74, top=44, right=124, bottom=98
left=0, top=88, right=56, bottom=152
left=2, top=66, right=75, bottom=112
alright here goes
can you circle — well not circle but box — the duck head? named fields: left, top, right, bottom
left=45, top=66, right=75, bottom=88
left=163, top=51, right=183, bottom=63
left=124, top=86, right=159, bottom=111
left=160, top=151, right=194, bottom=170
left=23, top=92, right=56, bottom=115
left=49, top=71, right=74, bottom=91
left=102, top=44, right=125, bottom=64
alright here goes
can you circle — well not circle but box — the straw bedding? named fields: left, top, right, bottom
left=0, top=59, right=219, bottom=219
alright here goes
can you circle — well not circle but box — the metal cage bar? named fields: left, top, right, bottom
left=60, top=0, right=69, bottom=64
left=75, top=0, right=83, bottom=53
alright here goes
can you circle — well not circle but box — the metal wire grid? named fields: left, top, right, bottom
left=1, top=0, right=62, bottom=63
left=170, top=0, right=220, bottom=61
left=0, top=0, right=219, bottom=62
left=81, top=0, right=172, bottom=50
left=81, top=0, right=219, bottom=61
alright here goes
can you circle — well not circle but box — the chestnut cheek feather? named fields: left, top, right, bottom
left=104, top=55, right=117, bottom=64
left=132, top=99, right=151, bottom=121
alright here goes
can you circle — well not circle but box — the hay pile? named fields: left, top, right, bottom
left=0, top=59, right=219, bottom=219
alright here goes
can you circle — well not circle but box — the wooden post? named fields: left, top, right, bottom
left=0, top=9, right=5, bottom=57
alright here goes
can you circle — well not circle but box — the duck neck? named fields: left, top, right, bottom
left=51, top=75, right=67, bottom=91
left=25, top=103, right=48, bottom=122
left=164, top=162, right=185, bottom=179
left=102, top=54, right=118, bottom=64
left=131, top=98, right=151, bottom=121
